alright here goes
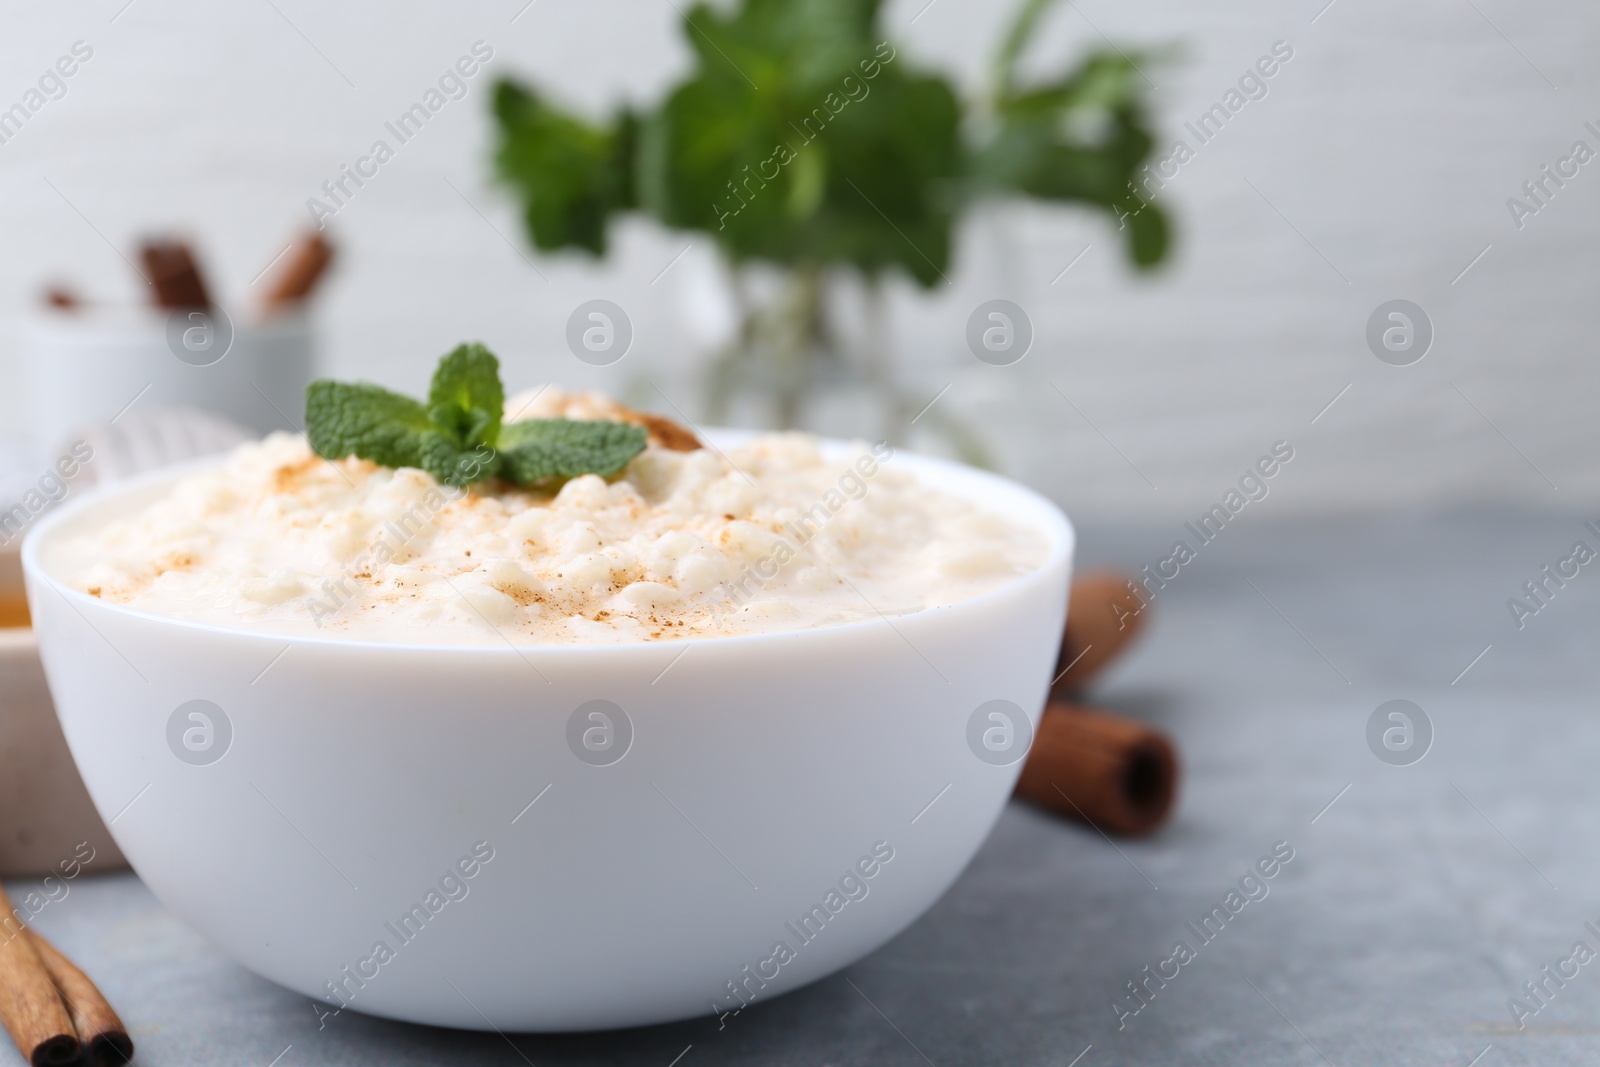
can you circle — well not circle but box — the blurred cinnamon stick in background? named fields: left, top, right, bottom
left=1016, top=702, right=1178, bottom=837
left=1052, top=570, right=1148, bottom=696
left=259, top=232, right=333, bottom=316
left=41, top=287, right=80, bottom=312
left=1018, top=569, right=1177, bottom=837
left=138, top=238, right=211, bottom=309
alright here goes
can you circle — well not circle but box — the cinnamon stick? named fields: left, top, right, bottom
left=42, top=287, right=80, bottom=311
left=23, top=931, right=132, bottom=1067
left=0, top=886, right=79, bottom=1067
left=1052, top=570, right=1148, bottom=695
left=260, top=232, right=334, bottom=315
left=611, top=403, right=701, bottom=452
left=629, top=411, right=701, bottom=452
left=138, top=238, right=212, bottom=309
left=1015, top=702, right=1178, bottom=837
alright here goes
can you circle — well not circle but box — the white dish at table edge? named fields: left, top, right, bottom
left=21, top=433, right=1074, bottom=1031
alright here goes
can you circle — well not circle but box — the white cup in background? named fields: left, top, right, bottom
left=25, top=305, right=315, bottom=447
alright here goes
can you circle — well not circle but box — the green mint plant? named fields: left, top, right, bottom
left=305, top=343, right=647, bottom=488
left=490, top=0, right=1170, bottom=282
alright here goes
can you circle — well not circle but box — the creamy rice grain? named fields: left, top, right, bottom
left=63, top=398, right=1047, bottom=644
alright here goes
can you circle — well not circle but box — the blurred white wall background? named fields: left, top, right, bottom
left=0, top=0, right=1593, bottom=517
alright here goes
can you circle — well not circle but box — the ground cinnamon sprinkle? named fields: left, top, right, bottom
left=271, top=456, right=321, bottom=494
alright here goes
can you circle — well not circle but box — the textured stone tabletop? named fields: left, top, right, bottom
left=6, top=512, right=1598, bottom=1066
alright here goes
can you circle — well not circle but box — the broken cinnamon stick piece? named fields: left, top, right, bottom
left=611, top=404, right=701, bottom=452
left=1015, top=702, right=1178, bottom=837
left=631, top=411, right=701, bottom=452
left=260, top=233, right=334, bottom=315
left=23, top=931, right=132, bottom=1067
left=0, top=886, right=79, bottom=1067
left=138, top=239, right=211, bottom=309
left=1052, top=570, right=1148, bottom=696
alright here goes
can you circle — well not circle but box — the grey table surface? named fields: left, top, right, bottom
left=6, top=511, right=1600, bottom=1066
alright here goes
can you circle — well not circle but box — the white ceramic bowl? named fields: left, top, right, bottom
left=21, top=441, right=1072, bottom=1032
left=25, top=306, right=313, bottom=448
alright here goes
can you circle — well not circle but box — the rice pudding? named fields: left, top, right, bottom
left=61, top=389, right=1048, bottom=643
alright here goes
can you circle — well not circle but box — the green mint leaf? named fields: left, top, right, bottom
left=304, top=344, right=651, bottom=488
left=427, top=402, right=495, bottom=450
left=428, top=342, right=504, bottom=447
left=495, top=418, right=648, bottom=486
left=491, top=81, right=637, bottom=256
left=419, top=432, right=499, bottom=488
left=305, top=380, right=432, bottom=471
left=1121, top=201, right=1170, bottom=270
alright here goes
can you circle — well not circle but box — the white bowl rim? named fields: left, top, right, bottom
left=23, top=303, right=311, bottom=339
left=21, top=432, right=1074, bottom=657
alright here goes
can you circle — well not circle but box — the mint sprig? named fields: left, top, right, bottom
left=305, top=342, right=648, bottom=488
